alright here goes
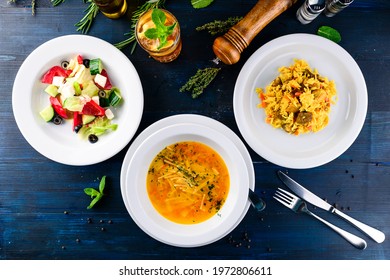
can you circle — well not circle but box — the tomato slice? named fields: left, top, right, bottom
left=49, top=96, right=68, bottom=119
left=81, top=100, right=105, bottom=116
left=42, top=66, right=72, bottom=84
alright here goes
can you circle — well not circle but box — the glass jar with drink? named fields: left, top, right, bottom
left=135, top=9, right=182, bottom=63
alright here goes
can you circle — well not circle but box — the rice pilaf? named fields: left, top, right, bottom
left=256, top=59, right=337, bottom=135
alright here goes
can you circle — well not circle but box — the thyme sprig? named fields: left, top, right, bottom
left=196, top=16, right=243, bottom=36
left=180, top=67, right=221, bottom=99
left=114, top=0, right=166, bottom=51
left=75, top=0, right=100, bottom=34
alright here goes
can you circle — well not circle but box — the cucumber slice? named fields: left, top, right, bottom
left=89, top=58, right=103, bottom=75
left=82, top=114, right=96, bottom=125
left=99, top=97, right=110, bottom=108
left=109, top=87, right=122, bottom=106
left=44, top=84, right=59, bottom=97
left=39, top=105, right=55, bottom=122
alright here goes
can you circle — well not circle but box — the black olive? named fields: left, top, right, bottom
left=52, top=116, right=63, bottom=125
left=98, top=90, right=107, bottom=98
left=74, top=124, right=83, bottom=133
left=88, top=134, right=98, bottom=143
left=61, top=60, right=69, bottom=69
left=83, top=59, right=90, bottom=68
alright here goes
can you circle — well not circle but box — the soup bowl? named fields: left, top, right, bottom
left=120, top=114, right=254, bottom=247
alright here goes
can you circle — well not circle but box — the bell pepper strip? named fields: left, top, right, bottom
left=49, top=96, right=68, bottom=119
left=81, top=100, right=106, bottom=116
left=77, top=55, right=84, bottom=65
left=41, top=66, right=72, bottom=84
left=73, top=111, right=82, bottom=131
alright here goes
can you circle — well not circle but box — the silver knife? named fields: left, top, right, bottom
left=277, top=171, right=385, bottom=243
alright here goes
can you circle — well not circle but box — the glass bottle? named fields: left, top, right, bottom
left=324, top=0, right=354, bottom=17
left=296, top=0, right=326, bottom=24
left=93, top=0, right=128, bottom=19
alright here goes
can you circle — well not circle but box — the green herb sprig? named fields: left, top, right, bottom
left=144, top=9, right=177, bottom=50
left=84, top=176, right=106, bottom=209
left=50, top=0, right=98, bottom=34
left=75, top=0, right=99, bottom=34
left=115, top=0, right=166, bottom=51
left=196, top=16, right=243, bottom=36
left=180, top=67, right=221, bottom=98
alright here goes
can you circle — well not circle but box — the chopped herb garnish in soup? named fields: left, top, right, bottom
left=147, top=141, right=230, bottom=224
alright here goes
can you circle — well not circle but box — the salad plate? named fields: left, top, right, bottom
left=12, top=35, right=143, bottom=165
left=120, top=114, right=254, bottom=247
left=234, top=33, right=367, bottom=169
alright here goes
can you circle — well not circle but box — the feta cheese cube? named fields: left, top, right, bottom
left=92, top=96, right=100, bottom=105
left=52, top=76, right=65, bottom=87
left=94, top=74, right=107, bottom=88
left=105, top=108, right=114, bottom=120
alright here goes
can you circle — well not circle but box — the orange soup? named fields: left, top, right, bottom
left=146, top=141, right=230, bottom=224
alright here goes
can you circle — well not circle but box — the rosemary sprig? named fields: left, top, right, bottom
left=75, top=0, right=100, bottom=34
left=196, top=16, right=243, bottom=36
left=180, top=67, right=221, bottom=99
left=51, top=0, right=66, bottom=6
left=114, top=0, right=166, bottom=51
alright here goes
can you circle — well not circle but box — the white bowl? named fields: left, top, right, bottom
left=234, top=33, right=367, bottom=169
left=120, top=114, right=254, bottom=247
left=12, top=35, right=143, bottom=165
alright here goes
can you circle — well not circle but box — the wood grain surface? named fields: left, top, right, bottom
left=0, top=0, right=389, bottom=260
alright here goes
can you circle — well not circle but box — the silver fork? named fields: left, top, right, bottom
left=274, top=188, right=367, bottom=250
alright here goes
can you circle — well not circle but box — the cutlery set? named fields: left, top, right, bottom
left=273, top=171, right=385, bottom=249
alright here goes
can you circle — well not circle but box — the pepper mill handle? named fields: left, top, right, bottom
left=213, top=0, right=297, bottom=65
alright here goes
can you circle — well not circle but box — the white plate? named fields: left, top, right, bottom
left=234, top=34, right=367, bottom=169
left=120, top=114, right=254, bottom=247
left=12, top=35, right=143, bottom=166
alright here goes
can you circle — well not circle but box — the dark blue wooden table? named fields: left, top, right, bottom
left=1, top=0, right=389, bottom=260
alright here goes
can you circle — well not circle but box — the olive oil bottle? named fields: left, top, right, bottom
left=93, top=0, right=127, bottom=19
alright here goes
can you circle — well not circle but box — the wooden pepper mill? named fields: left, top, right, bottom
left=213, top=0, right=298, bottom=65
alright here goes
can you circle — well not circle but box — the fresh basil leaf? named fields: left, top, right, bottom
left=99, top=175, right=106, bottom=194
left=144, top=28, right=159, bottom=39
left=191, top=0, right=214, bottom=9
left=87, top=193, right=103, bottom=209
left=152, top=8, right=166, bottom=28
left=84, top=188, right=100, bottom=198
left=317, top=26, right=341, bottom=43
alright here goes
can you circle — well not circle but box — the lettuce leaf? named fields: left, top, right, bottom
left=79, top=116, right=118, bottom=138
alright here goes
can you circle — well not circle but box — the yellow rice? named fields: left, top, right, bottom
left=256, top=59, right=337, bottom=135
